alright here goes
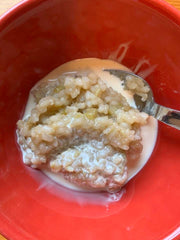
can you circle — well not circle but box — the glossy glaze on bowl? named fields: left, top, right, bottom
left=0, top=0, right=180, bottom=240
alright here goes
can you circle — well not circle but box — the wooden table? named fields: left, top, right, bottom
left=169, top=0, right=180, bottom=10
left=0, top=0, right=179, bottom=239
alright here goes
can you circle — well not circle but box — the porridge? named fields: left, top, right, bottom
left=17, top=58, right=157, bottom=192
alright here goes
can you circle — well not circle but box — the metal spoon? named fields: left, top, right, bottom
left=105, top=69, right=180, bottom=130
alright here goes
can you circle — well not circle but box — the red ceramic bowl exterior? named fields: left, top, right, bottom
left=0, top=0, right=180, bottom=239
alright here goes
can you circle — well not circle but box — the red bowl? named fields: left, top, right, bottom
left=0, top=0, right=180, bottom=239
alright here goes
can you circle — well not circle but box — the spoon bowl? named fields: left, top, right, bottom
left=105, top=69, right=180, bottom=130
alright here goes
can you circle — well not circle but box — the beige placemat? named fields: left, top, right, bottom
left=0, top=0, right=22, bottom=15
left=0, top=0, right=179, bottom=240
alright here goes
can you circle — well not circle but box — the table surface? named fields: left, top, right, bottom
left=0, top=0, right=179, bottom=239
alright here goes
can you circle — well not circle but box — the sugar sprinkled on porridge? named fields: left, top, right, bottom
left=17, top=58, right=157, bottom=192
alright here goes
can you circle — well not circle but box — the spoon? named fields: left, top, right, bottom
left=105, top=69, right=180, bottom=130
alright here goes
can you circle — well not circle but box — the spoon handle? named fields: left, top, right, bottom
left=149, top=103, right=180, bottom=130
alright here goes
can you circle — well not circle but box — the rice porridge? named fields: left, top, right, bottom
left=17, top=58, right=157, bottom=192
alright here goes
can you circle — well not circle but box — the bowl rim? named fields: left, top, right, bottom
left=0, top=0, right=180, bottom=30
